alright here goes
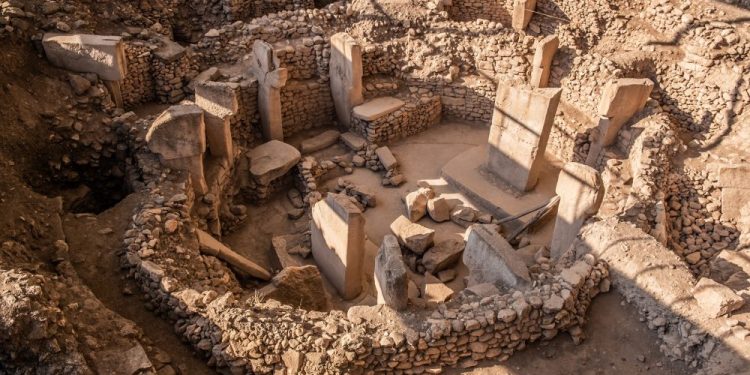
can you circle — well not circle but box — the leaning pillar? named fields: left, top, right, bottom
left=486, top=84, right=562, bottom=192
left=585, top=78, right=654, bottom=165
left=195, top=81, right=239, bottom=166
left=529, top=35, right=559, bottom=88
left=251, top=40, right=287, bottom=141
left=549, top=162, right=604, bottom=259
left=512, top=0, right=537, bottom=31
left=330, top=33, right=364, bottom=128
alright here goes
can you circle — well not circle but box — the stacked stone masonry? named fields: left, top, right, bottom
left=351, top=95, right=442, bottom=144
left=281, top=80, right=335, bottom=137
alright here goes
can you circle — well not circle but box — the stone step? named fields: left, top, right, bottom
left=353, top=96, right=405, bottom=121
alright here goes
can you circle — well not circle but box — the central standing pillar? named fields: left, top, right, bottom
left=330, top=33, right=364, bottom=128
left=251, top=40, right=288, bottom=141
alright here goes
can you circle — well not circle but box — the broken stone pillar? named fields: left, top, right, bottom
left=512, top=0, right=537, bottom=31
left=530, top=35, right=559, bottom=88
left=196, top=229, right=272, bottom=280
left=586, top=78, right=654, bottom=165
left=195, top=80, right=239, bottom=165
left=251, top=40, right=288, bottom=141
left=550, top=162, right=604, bottom=259
left=374, top=235, right=408, bottom=310
left=718, top=164, right=750, bottom=221
left=311, top=193, right=366, bottom=300
left=486, top=85, right=562, bottom=192
left=330, top=33, right=364, bottom=127
left=145, top=105, right=208, bottom=194
left=463, top=224, right=530, bottom=288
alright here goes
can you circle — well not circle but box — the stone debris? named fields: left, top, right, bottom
left=375, top=146, right=398, bottom=171
left=422, top=272, right=454, bottom=304
left=390, top=215, right=435, bottom=254
left=427, top=196, right=452, bottom=222
left=340, top=132, right=367, bottom=151
left=405, top=187, right=435, bottom=222
left=692, top=278, right=744, bottom=318
left=422, top=239, right=465, bottom=274
left=196, top=229, right=271, bottom=280
left=258, top=265, right=329, bottom=311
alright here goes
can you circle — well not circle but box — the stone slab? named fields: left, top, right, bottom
left=374, top=235, right=408, bottom=310
left=248, top=140, right=301, bottom=185
left=311, top=193, right=366, bottom=300
left=195, top=81, right=239, bottom=119
left=146, top=105, right=206, bottom=160
left=375, top=146, right=398, bottom=170
left=390, top=215, right=435, bottom=254
left=301, top=130, right=341, bottom=154
left=42, top=33, right=126, bottom=81
left=340, top=132, right=367, bottom=151
left=693, top=277, right=744, bottom=318
left=463, top=224, right=530, bottom=288
left=353, top=97, right=405, bottom=121
left=330, top=33, right=364, bottom=127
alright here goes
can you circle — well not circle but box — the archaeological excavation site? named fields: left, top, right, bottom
left=3, top=0, right=750, bottom=374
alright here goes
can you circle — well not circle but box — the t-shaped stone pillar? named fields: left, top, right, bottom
left=251, top=40, right=288, bottom=141
left=585, top=78, right=654, bottom=166
left=146, top=105, right=208, bottom=194
left=530, top=35, right=559, bottom=88
left=311, top=193, right=366, bottom=300
left=550, top=162, right=604, bottom=260
left=330, top=33, right=364, bottom=128
left=486, top=84, right=562, bottom=192
left=195, top=81, right=239, bottom=166
left=512, top=0, right=537, bottom=31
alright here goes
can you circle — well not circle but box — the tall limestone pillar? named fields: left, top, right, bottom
left=251, top=40, right=288, bottom=141
left=330, top=33, right=364, bottom=128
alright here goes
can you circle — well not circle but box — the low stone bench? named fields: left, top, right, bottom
left=240, top=140, right=301, bottom=201
left=350, top=94, right=442, bottom=144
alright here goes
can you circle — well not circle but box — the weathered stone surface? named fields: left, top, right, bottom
left=592, top=78, right=654, bottom=150
left=374, top=235, right=408, bottom=310
left=353, top=97, right=405, bottom=121
left=341, top=132, right=367, bottom=151
left=718, top=165, right=750, bottom=220
left=258, top=265, right=329, bottom=311
left=248, top=140, right=301, bottom=185
left=405, top=188, right=433, bottom=222
left=427, top=196, right=451, bottom=222
left=42, top=33, right=126, bottom=80
left=301, top=130, right=341, bottom=154
left=486, top=85, right=561, bottom=192
left=423, top=272, right=454, bottom=303
left=530, top=35, right=559, bottom=88
left=311, top=193, right=365, bottom=300
left=693, top=277, right=744, bottom=318
left=146, top=105, right=206, bottom=160
left=465, top=283, right=500, bottom=298
left=95, top=344, right=153, bottom=374
left=512, top=0, right=537, bottom=31
left=464, top=224, right=530, bottom=288
left=375, top=146, right=398, bottom=170
left=330, top=33, right=364, bottom=127
left=550, top=162, right=604, bottom=259
left=252, top=40, right=288, bottom=141
left=195, top=80, right=239, bottom=119
left=196, top=229, right=272, bottom=280
left=422, top=239, right=465, bottom=274
left=390, top=215, right=435, bottom=254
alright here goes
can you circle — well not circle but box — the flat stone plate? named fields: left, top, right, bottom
left=353, top=97, right=405, bottom=121
left=248, top=140, right=301, bottom=184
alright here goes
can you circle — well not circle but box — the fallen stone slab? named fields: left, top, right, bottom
left=248, top=140, right=301, bottom=185
left=272, top=236, right=300, bottom=269
left=427, top=196, right=451, bottom=222
left=301, top=130, right=341, bottom=154
left=464, top=224, right=530, bottom=288
left=353, top=96, right=405, bottom=121
left=374, top=235, right=408, bottom=311
left=375, top=146, right=398, bottom=170
left=340, top=132, right=367, bottom=151
left=42, top=33, right=127, bottom=80
left=423, top=272, right=454, bottom=304
left=95, top=344, right=153, bottom=374
left=422, top=239, right=465, bottom=274
left=693, top=277, right=744, bottom=318
left=390, top=215, right=435, bottom=254
left=258, top=265, right=329, bottom=311
left=196, top=229, right=271, bottom=280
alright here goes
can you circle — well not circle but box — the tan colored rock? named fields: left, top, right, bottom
left=423, top=272, right=454, bottom=304
left=390, top=215, right=435, bottom=254
left=693, top=277, right=744, bottom=318
left=196, top=229, right=271, bottom=280
left=422, top=239, right=465, bottom=274
left=427, top=196, right=451, bottom=222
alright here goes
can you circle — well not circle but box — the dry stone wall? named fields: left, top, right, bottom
left=351, top=95, right=442, bottom=144
left=447, top=0, right=514, bottom=24
left=122, top=41, right=156, bottom=107
left=281, top=80, right=335, bottom=137
left=275, top=38, right=328, bottom=80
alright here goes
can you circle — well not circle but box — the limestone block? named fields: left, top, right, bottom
left=693, top=277, right=744, bottom=318
left=405, top=188, right=434, bottom=222
left=42, top=33, right=126, bottom=80
left=530, top=35, right=559, bottom=88
left=427, top=196, right=452, bottom=222
left=463, top=224, right=530, bottom=288
left=204, top=115, right=233, bottom=160
left=390, top=215, right=435, bottom=254
left=196, top=229, right=271, bottom=280
left=486, top=85, right=562, bottom=192
left=718, top=164, right=750, bottom=220
left=512, top=0, right=537, bottom=31
left=311, top=193, right=366, bottom=300
left=353, top=97, right=405, bottom=121
left=422, top=272, right=454, bottom=304
left=248, top=140, right=301, bottom=185
left=258, top=265, right=329, bottom=311
left=252, top=40, right=287, bottom=141
left=146, top=105, right=206, bottom=160
left=550, top=162, right=604, bottom=259
left=374, top=235, right=408, bottom=310
left=597, top=78, right=654, bottom=146
left=330, top=33, right=364, bottom=127
left=341, top=132, right=367, bottom=151
left=195, top=81, right=239, bottom=119
left=301, top=130, right=341, bottom=154
left=422, top=239, right=465, bottom=274
left=375, top=146, right=398, bottom=170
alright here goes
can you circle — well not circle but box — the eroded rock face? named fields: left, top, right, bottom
left=422, top=239, right=465, bottom=274
left=374, top=235, right=408, bottom=311
left=464, top=224, right=530, bottom=288
left=692, top=277, right=744, bottom=318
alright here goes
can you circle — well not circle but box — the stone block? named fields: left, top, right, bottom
left=427, top=196, right=452, bottom=222
left=550, top=163, right=604, bottom=259
left=258, top=265, right=329, bottom=311
left=422, top=272, right=454, bottom=304
left=422, top=239, right=465, bottom=274
left=301, top=130, right=341, bottom=154
left=463, top=224, right=530, bottom=288
left=375, top=146, right=398, bottom=170
left=311, top=193, right=366, bottom=300
left=42, top=33, right=126, bottom=81
left=405, top=188, right=434, bottom=222
left=374, top=235, right=408, bottom=310
left=146, top=105, right=206, bottom=160
left=718, top=165, right=750, bottom=220
left=248, top=140, right=301, bottom=185
left=195, top=80, right=239, bottom=119
left=486, top=85, right=561, bottom=192
left=596, top=78, right=654, bottom=146
left=390, top=215, right=435, bottom=254
left=530, top=35, right=559, bottom=88
left=197, top=229, right=271, bottom=280
left=353, top=97, right=405, bottom=121
left=330, top=33, right=364, bottom=127
left=512, top=0, right=537, bottom=31
left=341, top=132, right=367, bottom=151
left=693, top=277, right=744, bottom=318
